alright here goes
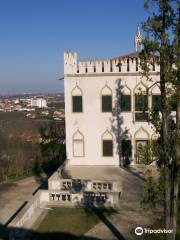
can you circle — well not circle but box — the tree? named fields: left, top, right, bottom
left=140, top=1, right=180, bottom=239
left=38, top=120, right=66, bottom=175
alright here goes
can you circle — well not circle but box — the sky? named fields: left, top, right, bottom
left=0, top=0, right=148, bottom=94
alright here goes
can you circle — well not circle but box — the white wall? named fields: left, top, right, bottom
left=64, top=52, right=160, bottom=166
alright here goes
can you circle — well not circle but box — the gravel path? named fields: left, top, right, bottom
left=80, top=167, right=161, bottom=240
left=0, top=176, right=41, bottom=225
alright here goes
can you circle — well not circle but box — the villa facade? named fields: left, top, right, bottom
left=64, top=32, right=161, bottom=166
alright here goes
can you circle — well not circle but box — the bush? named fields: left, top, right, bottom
left=142, top=174, right=162, bottom=208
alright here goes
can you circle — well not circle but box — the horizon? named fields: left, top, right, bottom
left=0, top=91, right=64, bottom=96
left=0, top=0, right=148, bottom=94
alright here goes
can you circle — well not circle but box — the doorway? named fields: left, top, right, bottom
left=136, top=140, right=148, bottom=164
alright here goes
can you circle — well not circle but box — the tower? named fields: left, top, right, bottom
left=64, top=51, right=77, bottom=74
left=135, top=26, right=143, bottom=52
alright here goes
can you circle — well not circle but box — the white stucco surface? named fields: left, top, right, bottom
left=64, top=51, right=160, bottom=166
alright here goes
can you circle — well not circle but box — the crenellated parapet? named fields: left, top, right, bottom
left=64, top=51, right=159, bottom=75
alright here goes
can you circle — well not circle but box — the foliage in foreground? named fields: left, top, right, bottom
left=139, top=0, right=180, bottom=239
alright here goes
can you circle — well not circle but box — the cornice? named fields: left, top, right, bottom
left=65, top=72, right=159, bottom=78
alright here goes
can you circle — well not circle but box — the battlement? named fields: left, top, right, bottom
left=64, top=51, right=77, bottom=74
left=64, top=51, right=160, bottom=75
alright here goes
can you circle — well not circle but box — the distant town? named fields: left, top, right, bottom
left=0, top=93, right=64, bottom=121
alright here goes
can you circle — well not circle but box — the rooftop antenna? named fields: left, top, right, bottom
left=135, top=25, right=143, bottom=52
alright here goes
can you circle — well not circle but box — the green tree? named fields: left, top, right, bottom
left=140, top=1, right=180, bottom=239
left=39, top=120, right=66, bottom=175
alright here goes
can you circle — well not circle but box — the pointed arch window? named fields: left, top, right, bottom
left=135, top=95, right=148, bottom=111
left=151, top=84, right=161, bottom=111
left=102, top=130, right=113, bottom=157
left=134, top=83, right=148, bottom=121
left=72, top=86, right=83, bottom=113
left=134, top=127, right=150, bottom=164
left=121, top=131, right=132, bottom=165
left=120, top=85, right=131, bottom=112
left=152, top=95, right=161, bottom=111
left=73, top=130, right=84, bottom=157
left=101, top=85, right=112, bottom=112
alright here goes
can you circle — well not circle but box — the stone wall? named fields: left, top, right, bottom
left=8, top=190, right=49, bottom=240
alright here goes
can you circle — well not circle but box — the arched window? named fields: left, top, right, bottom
left=102, top=130, right=113, bottom=157
left=101, top=85, right=112, bottom=112
left=151, top=84, right=161, bottom=111
left=121, top=131, right=132, bottom=165
left=120, top=85, right=131, bottom=112
left=73, top=130, right=84, bottom=157
left=134, top=127, right=149, bottom=164
left=71, top=85, right=83, bottom=113
left=134, top=82, right=148, bottom=121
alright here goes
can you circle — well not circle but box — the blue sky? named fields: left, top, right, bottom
left=0, top=0, right=147, bottom=94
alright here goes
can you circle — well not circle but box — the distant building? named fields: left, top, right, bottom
left=53, top=110, right=65, bottom=119
left=41, top=110, right=49, bottom=116
left=30, top=98, right=47, bottom=108
left=13, top=99, right=20, bottom=104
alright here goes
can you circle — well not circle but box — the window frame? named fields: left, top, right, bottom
left=72, top=131, right=85, bottom=157
left=72, top=95, right=83, bottom=113
left=73, top=139, right=84, bottom=157
left=120, top=94, right=131, bottom=112
left=101, top=95, right=112, bottom=113
left=152, top=94, right=161, bottom=111
left=136, top=139, right=149, bottom=164
left=134, top=94, right=148, bottom=122
left=135, top=94, right=148, bottom=112
left=102, top=139, right=113, bottom=157
left=121, top=139, right=132, bottom=158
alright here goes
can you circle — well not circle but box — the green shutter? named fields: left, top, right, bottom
left=121, top=140, right=132, bottom=157
left=152, top=95, right=161, bottom=111
left=102, top=95, right=112, bottom=112
left=121, top=95, right=131, bottom=111
left=103, top=140, right=113, bottom=156
left=135, top=95, right=148, bottom=111
left=73, top=96, right=82, bottom=112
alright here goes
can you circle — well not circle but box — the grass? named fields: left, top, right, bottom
left=0, top=169, right=35, bottom=184
left=35, top=207, right=100, bottom=240
left=8, top=170, right=34, bottom=181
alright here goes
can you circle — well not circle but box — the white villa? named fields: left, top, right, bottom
left=7, top=31, right=164, bottom=237
left=64, top=29, right=160, bottom=166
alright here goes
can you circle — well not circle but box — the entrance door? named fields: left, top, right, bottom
left=136, top=140, right=148, bottom=164
left=121, top=139, right=132, bottom=165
